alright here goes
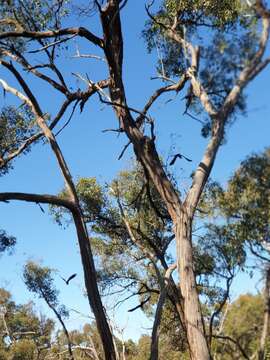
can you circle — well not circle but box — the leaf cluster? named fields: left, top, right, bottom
left=0, top=287, right=54, bottom=359
left=0, top=229, right=16, bottom=254
left=23, top=261, right=69, bottom=318
left=0, top=106, right=36, bottom=175
left=0, top=0, right=69, bottom=53
left=143, top=0, right=258, bottom=137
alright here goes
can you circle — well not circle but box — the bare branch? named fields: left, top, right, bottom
left=98, top=94, right=154, bottom=125
left=55, top=100, right=80, bottom=137
left=0, top=27, right=104, bottom=48
left=118, top=141, right=131, bottom=160
left=28, top=34, right=77, bottom=54
left=222, top=4, right=270, bottom=116
left=136, top=73, right=188, bottom=128
left=0, top=192, right=74, bottom=210
left=0, top=61, right=43, bottom=114
left=209, top=275, right=233, bottom=347
left=0, top=97, right=75, bottom=170
left=72, top=45, right=106, bottom=61
left=1, top=49, right=68, bottom=94
left=184, top=3, right=270, bottom=217
left=212, top=335, right=250, bottom=360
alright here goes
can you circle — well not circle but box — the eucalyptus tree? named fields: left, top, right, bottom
left=93, top=2, right=270, bottom=358
left=0, top=1, right=270, bottom=359
left=211, top=294, right=265, bottom=360
left=201, top=148, right=270, bottom=359
left=52, top=165, right=247, bottom=359
left=0, top=1, right=115, bottom=358
left=51, top=167, right=187, bottom=358
left=23, top=261, right=74, bottom=360
left=0, top=287, right=55, bottom=360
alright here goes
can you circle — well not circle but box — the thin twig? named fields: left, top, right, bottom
left=28, top=34, right=77, bottom=53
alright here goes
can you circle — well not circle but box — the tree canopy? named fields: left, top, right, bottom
left=0, top=1, right=270, bottom=359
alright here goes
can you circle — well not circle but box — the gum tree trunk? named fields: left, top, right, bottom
left=176, top=210, right=210, bottom=360
left=72, top=209, right=116, bottom=360
left=258, top=265, right=270, bottom=360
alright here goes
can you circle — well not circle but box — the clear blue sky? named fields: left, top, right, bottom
left=0, top=1, right=270, bottom=341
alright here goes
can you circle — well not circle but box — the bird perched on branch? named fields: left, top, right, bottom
left=61, top=273, right=77, bottom=285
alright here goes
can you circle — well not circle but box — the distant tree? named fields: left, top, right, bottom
left=52, top=164, right=249, bottom=358
left=198, top=148, right=270, bottom=358
left=53, top=325, right=100, bottom=360
left=9, top=339, right=36, bottom=360
left=23, top=261, right=74, bottom=360
left=212, top=294, right=265, bottom=360
left=0, top=285, right=146, bottom=360
left=0, top=287, right=54, bottom=360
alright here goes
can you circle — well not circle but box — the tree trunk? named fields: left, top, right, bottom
left=99, top=4, right=210, bottom=358
left=40, top=288, right=74, bottom=360
left=258, top=265, right=270, bottom=360
left=176, top=210, right=211, bottom=360
left=72, top=209, right=116, bottom=360
left=0, top=66, right=116, bottom=359
left=150, top=264, right=177, bottom=360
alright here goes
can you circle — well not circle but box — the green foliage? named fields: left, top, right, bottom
left=193, top=148, right=270, bottom=358
left=0, top=287, right=54, bottom=360
left=213, top=294, right=264, bottom=359
left=158, top=299, right=188, bottom=355
left=23, top=261, right=69, bottom=318
left=49, top=154, right=270, bottom=357
left=0, top=106, right=36, bottom=175
left=24, top=262, right=58, bottom=305
left=204, top=148, right=270, bottom=255
left=50, top=177, right=106, bottom=226
left=129, top=332, right=186, bottom=360
left=50, top=164, right=174, bottom=298
left=162, top=0, right=243, bottom=26
left=143, top=0, right=258, bottom=137
left=0, top=230, right=16, bottom=254
left=196, top=148, right=270, bottom=281
left=0, top=0, right=69, bottom=53
left=76, top=177, right=106, bottom=221
left=223, top=149, right=270, bottom=230
left=51, top=162, right=249, bottom=337
left=9, top=339, right=36, bottom=360
left=90, top=166, right=174, bottom=301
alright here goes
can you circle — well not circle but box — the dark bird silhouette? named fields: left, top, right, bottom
left=169, top=153, right=192, bottom=166
left=128, top=296, right=151, bottom=312
left=61, top=273, right=77, bottom=285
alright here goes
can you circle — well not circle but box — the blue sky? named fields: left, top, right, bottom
left=0, top=1, right=270, bottom=341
